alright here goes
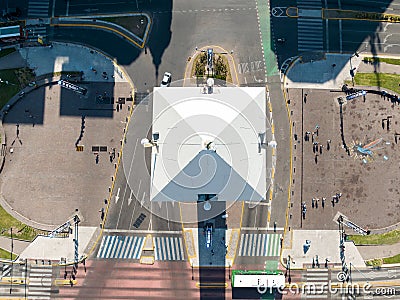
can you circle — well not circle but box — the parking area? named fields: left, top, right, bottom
left=0, top=81, right=132, bottom=228
left=288, top=88, right=400, bottom=230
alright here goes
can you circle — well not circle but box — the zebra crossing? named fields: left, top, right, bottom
left=97, top=235, right=145, bottom=259
left=28, top=265, right=53, bottom=300
left=26, top=26, right=47, bottom=43
left=28, top=0, right=50, bottom=18
left=297, top=0, right=324, bottom=52
left=302, top=268, right=329, bottom=299
left=238, top=233, right=281, bottom=257
left=1, top=263, right=12, bottom=277
left=153, top=236, right=185, bottom=261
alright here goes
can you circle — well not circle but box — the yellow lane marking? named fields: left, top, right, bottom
left=0, top=277, right=26, bottom=285
left=54, top=279, right=77, bottom=286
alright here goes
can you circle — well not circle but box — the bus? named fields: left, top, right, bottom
left=0, top=25, right=22, bottom=42
left=231, top=270, right=285, bottom=299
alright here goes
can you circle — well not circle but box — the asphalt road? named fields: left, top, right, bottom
left=48, top=0, right=270, bottom=233
left=270, top=0, right=400, bottom=66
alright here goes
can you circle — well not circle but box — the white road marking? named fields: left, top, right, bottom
left=128, top=190, right=133, bottom=206
left=52, top=0, right=56, bottom=17
left=115, top=187, right=120, bottom=203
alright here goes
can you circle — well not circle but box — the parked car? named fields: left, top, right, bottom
left=160, top=72, right=171, bottom=87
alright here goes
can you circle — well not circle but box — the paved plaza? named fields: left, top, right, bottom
left=285, top=56, right=400, bottom=232
left=0, top=45, right=133, bottom=229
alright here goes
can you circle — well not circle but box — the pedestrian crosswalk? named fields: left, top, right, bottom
left=238, top=233, right=281, bottom=257
left=1, top=263, right=12, bottom=277
left=97, top=235, right=145, bottom=259
left=26, top=26, right=47, bottom=43
left=28, top=0, right=50, bottom=18
left=28, top=265, right=53, bottom=300
left=297, top=0, right=324, bottom=52
left=302, top=268, right=329, bottom=298
left=153, top=236, right=185, bottom=261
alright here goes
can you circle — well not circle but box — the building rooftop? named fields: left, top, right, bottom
left=150, top=86, right=268, bottom=202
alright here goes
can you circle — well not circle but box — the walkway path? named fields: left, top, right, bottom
left=0, top=51, right=26, bottom=70
left=0, top=236, right=30, bottom=255
left=357, top=242, right=400, bottom=260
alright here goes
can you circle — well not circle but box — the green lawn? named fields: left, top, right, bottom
left=0, top=69, right=20, bottom=109
left=0, top=247, right=17, bottom=260
left=349, top=229, right=400, bottom=245
left=0, top=48, right=16, bottom=59
left=0, top=68, right=36, bottom=110
left=363, top=57, right=400, bottom=65
left=383, top=253, right=400, bottom=264
left=352, top=72, right=400, bottom=94
left=0, top=205, right=39, bottom=241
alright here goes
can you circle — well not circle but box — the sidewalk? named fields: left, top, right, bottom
left=0, top=51, right=26, bottom=70
left=19, top=42, right=127, bottom=82
left=285, top=52, right=400, bottom=90
left=282, top=230, right=365, bottom=268
left=285, top=53, right=361, bottom=89
left=0, top=236, right=30, bottom=255
left=357, top=242, right=400, bottom=260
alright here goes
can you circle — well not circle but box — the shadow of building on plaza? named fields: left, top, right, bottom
left=269, top=0, right=395, bottom=84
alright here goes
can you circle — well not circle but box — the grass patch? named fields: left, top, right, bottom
left=0, top=48, right=16, bottom=59
left=363, top=57, right=400, bottom=65
left=0, top=68, right=35, bottom=109
left=191, top=52, right=232, bottom=83
left=0, top=205, right=39, bottom=241
left=348, top=229, right=400, bottom=245
left=383, top=253, right=400, bottom=264
left=0, top=247, right=18, bottom=260
left=352, top=72, right=400, bottom=94
left=0, top=69, right=20, bottom=109
left=365, top=258, right=383, bottom=267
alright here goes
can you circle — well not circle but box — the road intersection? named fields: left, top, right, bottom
left=1, top=0, right=400, bottom=299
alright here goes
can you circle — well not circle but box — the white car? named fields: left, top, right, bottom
left=160, top=72, right=171, bottom=87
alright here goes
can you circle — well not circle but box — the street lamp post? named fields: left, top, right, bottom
left=191, top=263, right=194, bottom=280
left=24, top=259, right=27, bottom=298
left=349, top=52, right=359, bottom=87
left=9, top=228, right=13, bottom=294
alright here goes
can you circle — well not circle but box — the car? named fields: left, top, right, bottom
left=160, top=72, right=171, bottom=87
left=205, top=225, right=212, bottom=248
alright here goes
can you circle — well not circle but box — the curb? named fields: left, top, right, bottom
left=279, top=56, right=300, bottom=270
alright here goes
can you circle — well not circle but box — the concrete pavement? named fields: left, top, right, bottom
left=281, top=52, right=400, bottom=268
left=0, top=236, right=30, bottom=255
left=357, top=242, right=400, bottom=261
left=282, top=230, right=365, bottom=268
left=0, top=42, right=135, bottom=264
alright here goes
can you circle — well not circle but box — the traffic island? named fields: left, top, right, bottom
left=192, top=50, right=232, bottom=83
left=51, top=13, right=151, bottom=49
left=184, top=46, right=239, bottom=86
